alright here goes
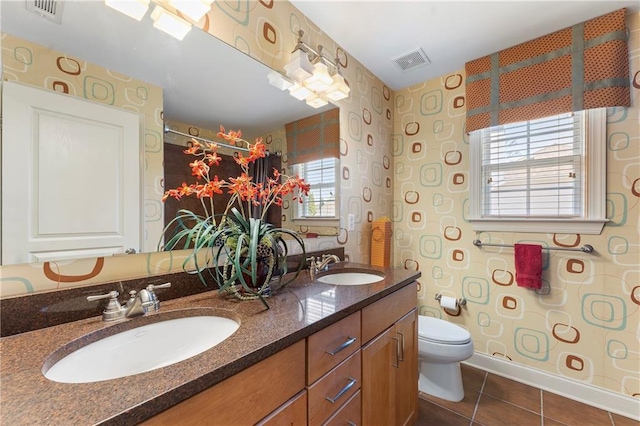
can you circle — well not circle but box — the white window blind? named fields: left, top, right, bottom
left=468, top=108, right=607, bottom=235
left=479, top=112, right=584, bottom=218
left=293, top=158, right=337, bottom=219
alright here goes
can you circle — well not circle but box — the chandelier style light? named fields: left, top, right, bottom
left=105, top=0, right=214, bottom=40
left=269, top=30, right=350, bottom=108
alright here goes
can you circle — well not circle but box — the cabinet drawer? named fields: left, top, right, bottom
left=308, top=350, right=362, bottom=426
left=323, top=389, right=361, bottom=426
left=361, top=282, right=417, bottom=344
left=142, top=340, right=305, bottom=426
left=257, top=390, right=307, bottom=426
left=307, top=311, right=361, bottom=384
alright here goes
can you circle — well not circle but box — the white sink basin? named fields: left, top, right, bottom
left=43, top=314, right=239, bottom=383
left=317, top=271, right=385, bottom=285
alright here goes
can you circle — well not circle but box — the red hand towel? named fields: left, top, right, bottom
left=514, top=244, right=542, bottom=289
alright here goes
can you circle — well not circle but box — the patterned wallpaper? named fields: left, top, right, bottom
left=393, top=12, right=639, bottom=399
left=0, top=1, right=391, bottom=297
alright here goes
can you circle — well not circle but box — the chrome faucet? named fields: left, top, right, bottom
left=123, top=289, right=154, bottom=318
left=308, top=254, right=341, bottom=280
left=87, top=283, right=172, bottom=321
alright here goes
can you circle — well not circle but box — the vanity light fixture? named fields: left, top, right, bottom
left=151, top=5, right=192, bottom=40
left=288, top=83, right=314, bottom=101
left=267, top=71, right=294, bottom=91
left=324, top=70, right=350, bottom=101
left=304, top=60, right=333, bottom=92
left=284, top=49, right=314, bottom=82
left=104, top=0, right=150, bottom=21
left=168, top=0, right=214, bottom=23
left=305, top=93, right=329, bottom=108
left=268, top=30, right=350, bottom=108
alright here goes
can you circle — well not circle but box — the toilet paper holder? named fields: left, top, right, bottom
left=434, top=293, right=467, bottom=306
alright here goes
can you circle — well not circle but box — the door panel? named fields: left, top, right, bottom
left=2, top=82, right=142, bottom=264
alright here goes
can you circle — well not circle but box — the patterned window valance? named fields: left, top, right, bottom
left=285, top=108, right=340, bottom=165
left=465, top=8, right=630, bottom=133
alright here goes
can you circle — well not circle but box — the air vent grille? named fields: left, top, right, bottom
left=26, top=0, right=64, bottom=24
left=392, top=48, right=431, bottom=72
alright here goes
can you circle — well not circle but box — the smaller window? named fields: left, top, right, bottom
left=292, top=157, right=339, bottom=221
left=469, top=108, right=607, bottom=234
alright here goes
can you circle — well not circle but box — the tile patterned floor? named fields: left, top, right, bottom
left=416, top=364, right=639, bottom=426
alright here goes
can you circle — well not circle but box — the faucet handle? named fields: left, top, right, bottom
left=87, top=291, right=124, bottom=321
left=145, top=282, right=171, bottom=312
left=146, top=282, right=171, bottom=292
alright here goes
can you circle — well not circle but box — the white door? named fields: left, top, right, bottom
left=2, top=81, right=142, bottom=264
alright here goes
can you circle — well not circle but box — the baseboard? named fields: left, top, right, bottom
left=464, top=352, right=640, bottom=421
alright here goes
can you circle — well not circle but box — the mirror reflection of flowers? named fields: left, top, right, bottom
left=160, top=126, right=309, bottom=309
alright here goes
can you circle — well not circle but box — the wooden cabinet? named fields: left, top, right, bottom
left=362, top=283, right=418, bottom=426
left=142, top=283, right=417, bottom=426
left=307, top=312, right=362, bottom=425
left=394, top=310, right=418, bottom=426
left=142, top=340, right=305, bottom=425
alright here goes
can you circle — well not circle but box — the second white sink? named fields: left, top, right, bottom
left=317, top=272, right=385, bottom=285
left=44, top=314, right=239, bottom=383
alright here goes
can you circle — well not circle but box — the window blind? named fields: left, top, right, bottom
left=294, top=158, right=337, bottom=218
left=479, top=111, right=584, bottom=218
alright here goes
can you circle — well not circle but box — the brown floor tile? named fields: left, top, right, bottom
left=416, top=397, right=472, bottom=426
left=420, top=389, right=481, bottom=419
left=474, top=394, right=542, bottom=426
left=611, top=413, right=639, bottom=426
left=482, top=373, right=541, bottom=413
left=543, top=417, right=568, bottom=425
left=542, top=392, right=613, bottom=426
left=461, top=363, right=488, bottom=394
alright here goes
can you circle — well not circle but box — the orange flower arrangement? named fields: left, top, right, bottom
left=163, top=126, right=310, bottom=224
left=160, top=126, right=309, bottom=308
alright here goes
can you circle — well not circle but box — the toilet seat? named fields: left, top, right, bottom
left=418, top=316, right=471, bottom=344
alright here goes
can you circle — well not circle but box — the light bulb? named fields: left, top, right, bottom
left=324, top=73, right=350, bottom=101
left=169, top=0, right=213, bottom=22
left=305, top=93, right=329, bottom=108
left=104, top=0, right=150, bottom=21
left=284, top=50, right=314, bottom=82
left=151, top=5, right=192, bottom=40
left=304, top=62, right=333, bottom=92
left=288, top=83, right=313, bottom=101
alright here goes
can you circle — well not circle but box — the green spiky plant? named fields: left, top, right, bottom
left=159, top=127, right=309, bottom=309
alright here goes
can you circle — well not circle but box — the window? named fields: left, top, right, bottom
left=292, top=157, right=338, bottom=222
left=469, top=108, right=607, bottom=234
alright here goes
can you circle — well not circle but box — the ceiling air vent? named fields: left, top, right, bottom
left=26, top=0, right=65, bottom=24
left=392, top=48, right=431, bottom=72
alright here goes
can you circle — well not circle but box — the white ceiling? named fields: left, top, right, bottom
left=291, top=0, right=639, bottom=90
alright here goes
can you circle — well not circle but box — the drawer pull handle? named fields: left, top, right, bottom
left=348, top=422, right=357, bottom=426
left=397, top=331, right=405, bottom=362
left=326, top=336, right=357, bottom=356
left=326, top=377, right=357, bottom=404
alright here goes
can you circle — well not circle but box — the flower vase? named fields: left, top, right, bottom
left=226, top=255, right=275, bottom=299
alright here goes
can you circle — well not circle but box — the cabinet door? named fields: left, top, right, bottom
left=394, top=309, right=418, bottom=426
left=361, top=327, right=396, bottom=425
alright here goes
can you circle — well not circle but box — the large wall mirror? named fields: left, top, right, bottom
left=1, top=1, right=338, bottom=266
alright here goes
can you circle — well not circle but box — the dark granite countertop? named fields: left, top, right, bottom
left=0, top=263, right=420, bottom=425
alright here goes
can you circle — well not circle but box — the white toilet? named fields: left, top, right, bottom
left=418, top=315, right=474, bottom=402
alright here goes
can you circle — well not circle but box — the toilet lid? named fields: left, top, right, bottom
left=418, top=316, right=471, bottom=344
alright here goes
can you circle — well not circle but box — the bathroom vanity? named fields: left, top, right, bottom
left=0, top=263, right=420, bottom=425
